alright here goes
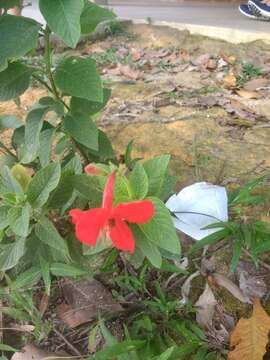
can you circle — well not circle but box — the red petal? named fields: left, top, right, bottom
left=109, top=219, right=135, bottom=253
left=113, top=200, right=155, bottom=224
left=102, top=172, right=116, bottom=209
left=69, top=209, right=83, bottom=224
left=73, top=208, right=109, bottom=246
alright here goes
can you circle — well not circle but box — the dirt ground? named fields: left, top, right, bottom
left=2, top=24, right=270, bottom=189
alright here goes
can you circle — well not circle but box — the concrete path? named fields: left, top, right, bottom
left=22, top=1, right=270, bottom=43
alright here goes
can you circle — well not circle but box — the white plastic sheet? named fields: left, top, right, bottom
left=166, top=182, right=228, bottom=241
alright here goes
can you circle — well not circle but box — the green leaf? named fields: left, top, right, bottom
left=133, top=225, right=162, bottom=268
left=143, top=155, right=170, bottom=197
left=39, top=0, right=84, bottom=48
left=0, top=344, right=18, bottom=352
left=0, top=237, right=25, bottom=271
left=39, top=256, right=51, bottom=295
left=0, top=154, right=16, bottom=169
left=38, top=128, right=55, bottom=167
left=129, top=163, right=148, bottom=200
left=88, top=130, right=116, bottom=162
left=0, top=115, right=22, bottom=130
left=21, top=106, right=50, bottom=163
left=0, top=62, right=33, bottom=101
left=188, top=228, right=230, bottom=255
left=0, top=206, right=10, bottom=230
left=153, top=347, right=175, bottom=360
left=80, top=2, right=116, bottom=34
left=27, top=162, right=61, bottom=208
left=72, top=174, right=103, bottom=205
left=8, top=204, right=30, bottom=237
left=64, top=113, right=99, bottom=151
left=0, top=166, right=23, bottom=195
left=0, top=15, right=40, bottom=71
left=70, top=88, right=111, bottom=116
left=140, top=197, right=181, bottom=255
left=159, top=175, right=178, bottom=201
left=50, top=263, right=88, bottom=277
left=0, top=0, right=20, bottom=10
left=230, top=238, right=242, bottom=273
left=55, top=57, right=103, bottom=102
left=48, top=174, right=74, bottom=209
left=9, top=266, right=42, bottom=290
left=11, top=164, right=31, bottom=192
left=88, top=341, right=146, bottom=360
left=35, top=217, right=69, bottom=257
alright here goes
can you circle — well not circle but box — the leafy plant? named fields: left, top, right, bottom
left=237, top=63, right=264, bottom=86
left=0, top=0, right=181, bottom=297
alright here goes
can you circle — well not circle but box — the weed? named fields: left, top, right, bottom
left=237, top=63, right=264, bottom=86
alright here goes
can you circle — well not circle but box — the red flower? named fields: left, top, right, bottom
left=70, top=172, right=155, bottom=253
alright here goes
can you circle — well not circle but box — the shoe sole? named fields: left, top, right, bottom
left=248, top=0, right=270, bottom=18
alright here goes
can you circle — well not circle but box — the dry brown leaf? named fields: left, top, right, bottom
left=235, top=89, right=259, bottom=99
left=207, top=59, right=217, bottom=70
left=130, top=48, right=142, bottom=61
left=195, top=283, right=217, bottom=329
left=221, top=54, right=236, bottom=65
left=118, top=64, right=143, bottom=80
left=223, top=74, right=237, bottom=89
left=229, top=299, right=270, bottom=360
left=57, top=279, right=122, bottom=328
left=224, top=99, right=258, bottom=122
left=212, top=273, right=250, bottom=303
left=180, top=271, right=200, bottom=304
left=11, top=344, right=68, bottom=360
left=191, top=54, right=211, bottom=67
left=244, top=78, right=269, bottom=91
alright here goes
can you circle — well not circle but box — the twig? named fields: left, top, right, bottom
left=54, top=329, right=82, bottom=357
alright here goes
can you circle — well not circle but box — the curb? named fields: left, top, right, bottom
left=131, top=19, right=270, bottom=44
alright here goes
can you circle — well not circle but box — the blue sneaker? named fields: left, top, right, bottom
left=239, top=3, right=259, bottom=18
left=248, top=0, right=270, bottom=18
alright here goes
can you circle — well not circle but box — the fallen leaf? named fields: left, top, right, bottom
left=221, top=54, right=236, bottom=65
left=236, top=261, right=268, bottom=302
left=180, top=271, right=200, bottom=304
left=244, top=78, right=269, bottom=91
left=229, top=299, right=270, bottom=360
left=195, top=283, right=217, bottom=329
left=224, top=99, right=258, bottom=122
left=118, top=64, right=143, bottom=80
left=212, top=273, right=250, bottom=303
left=57, top=278, right=122, bottom=328
left=130, top=48, right=142, bottom=61
left=191, top=54, right=211, bottom=67
left=11, top=344, right=68, bottom=360
left=223, top=74, right=237, bottom=89
left=235, top=89, right=259, bottom=99
left=207, top=59, right=217, bottom=70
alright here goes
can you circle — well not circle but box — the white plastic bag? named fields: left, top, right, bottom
left=166, top=182, right=228, bottom=241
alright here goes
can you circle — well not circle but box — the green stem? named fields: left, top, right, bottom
left=32, top=74, right=53, bottom=93
left=44, top=26, right=60, bottom=100
left=33, top=73, right=70, bottom=111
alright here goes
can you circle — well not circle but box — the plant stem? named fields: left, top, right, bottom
left=44, top=26, right=59, bottom=100
left=32, top=74, right=53, bottom=93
